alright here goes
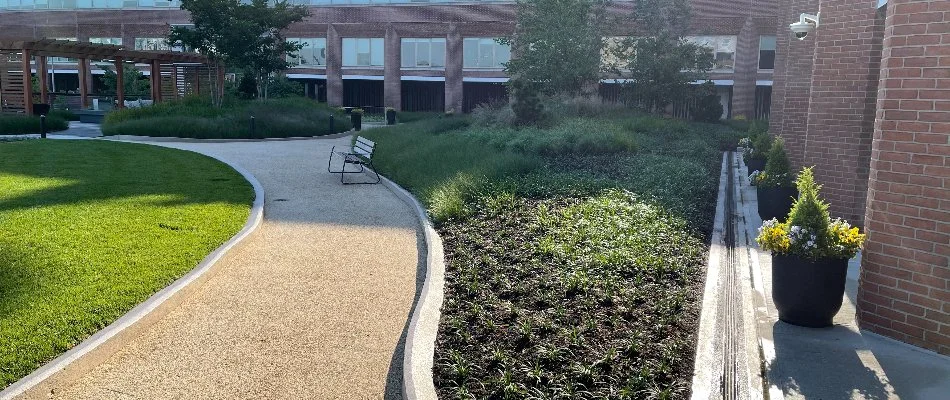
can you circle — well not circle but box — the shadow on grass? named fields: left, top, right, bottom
left=0, top=140, right=252, bottom=212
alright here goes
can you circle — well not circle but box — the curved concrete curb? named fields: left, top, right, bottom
left=0, top=148, right=265, bottom=400
left=378, top=175, right=445, bottom=400
left=107, top=129, right=353, bottom=143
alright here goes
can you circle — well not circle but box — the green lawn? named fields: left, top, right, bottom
left=362, top=113, right=741, bottom=398
left=0, top=140, right=253, bottom=388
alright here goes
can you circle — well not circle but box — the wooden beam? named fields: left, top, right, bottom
left=151, top=60, right=162, bottom=103
left=115, top=57, right=124, bottom=109
left=22, top=49, right=33, bottom=116
left=36, top=55, right=48, bottom=104
left=78, top=58, right=89, bottom=109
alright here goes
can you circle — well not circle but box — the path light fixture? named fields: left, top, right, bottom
left=789, top=13, right=820, bottom=40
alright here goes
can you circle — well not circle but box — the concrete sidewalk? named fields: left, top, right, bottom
left=735, top=153, right=950, bottom=400
left=16, top=137, right=423, bottom=399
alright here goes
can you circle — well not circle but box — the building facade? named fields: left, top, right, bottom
left=771, top=0, right=948, bottom=355
left=0, top=0, right=780, bottom=113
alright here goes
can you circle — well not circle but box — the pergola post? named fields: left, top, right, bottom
left=78, top=58, right=90, bottom=109
left=115, top=57, right=124, bottom=109
left=151, top=60, right=162, bottom=103
left=36, top=55, right=49, bottom=104
left=194, top=66, right=201, bottom=95
left=170, top=64, right=178, bottom=99
left=22, top=49, right=33, bottom=116
left=216, top=64, right=224, bottom=100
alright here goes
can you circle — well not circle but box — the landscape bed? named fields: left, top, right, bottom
left=0, top=112, right=71, bottom=135
left=361, top=111, right=741, bottom=398
left=101, top=96, right=351, bottom=139
left=0, top=140, right=253, bottom=388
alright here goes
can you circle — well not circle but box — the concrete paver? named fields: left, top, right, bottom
left=18, top=137, right=422, bottom=399
left=735, top=154, right=950, bottom=400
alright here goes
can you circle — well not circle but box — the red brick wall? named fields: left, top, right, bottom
left=801, top=0, right=884, bottom=224
left=859, top=0, right=950, bottom=355
left=772, top=0, right=820, bottom=169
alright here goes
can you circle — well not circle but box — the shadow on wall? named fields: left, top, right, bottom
left=768, top=322, right=893, bottom=399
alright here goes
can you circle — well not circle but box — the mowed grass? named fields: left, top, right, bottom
left=0, top=140, right=253, bottom=388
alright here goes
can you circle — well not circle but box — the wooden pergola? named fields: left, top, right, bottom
left=0, top=39, right=222, bottom=115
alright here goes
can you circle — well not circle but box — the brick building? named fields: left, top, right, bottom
left=0, top=0, right=780, bottom=113
left=770, top=0, right=948, bottom=355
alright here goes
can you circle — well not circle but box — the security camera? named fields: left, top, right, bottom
left=789, top=13, right=820, bottom=40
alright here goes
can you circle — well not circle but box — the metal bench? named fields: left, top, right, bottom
left=327, top=136, right=380, bottom=184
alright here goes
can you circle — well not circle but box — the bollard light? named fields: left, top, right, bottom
left=40, top=115, right=47, bottom=139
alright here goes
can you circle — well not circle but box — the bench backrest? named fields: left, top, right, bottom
left=353, top=136, right=375, bottom=160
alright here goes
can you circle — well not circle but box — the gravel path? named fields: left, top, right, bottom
left=19, top=137, right=423, bottom=399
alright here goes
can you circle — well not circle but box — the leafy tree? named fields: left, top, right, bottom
left=617, top=0, right=713, bottom=114
left=100, top=65, right=151, bottom=98
left=501, top=0, right=608, bottom=97
left=691, top=81, right=723, bottom=122
left=169, top=0, right=309, bottom=104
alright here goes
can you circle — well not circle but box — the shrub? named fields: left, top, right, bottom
left=753, top=138, right=793, bottom=188
left=510, top=78, right=547, bottom=127
left=49, top=108, right=79, bottom=121
left=237, top=73, right=258, bottom=99
left=266, top=76, right=304, bottom=98
left=101, top=96, right=350, bottom=138
left=747, top=131, right=773, bottom=161
left=756, top=167, right=865, bottom=259
left=0, top=115, right=69, bottom=134
left=398, top=111, right=441, bottom=123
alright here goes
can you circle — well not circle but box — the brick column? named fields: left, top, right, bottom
left=773, top=0, right=820, bottom=170
left=384, top=25, right=401, bottom=111
left=732, top=17, right=758, bottom=119
left=858, top=0, right=950, bottom=356
left=444, top=23, right=463, bottom=113
left=326, top=24, right=343, bottom=107
left=801, top=0, right=884, bottom=223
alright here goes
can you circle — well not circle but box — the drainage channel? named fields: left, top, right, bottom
left=691, top=152, right=764, bottom=400
left=720, top=151, right=740, bottom=399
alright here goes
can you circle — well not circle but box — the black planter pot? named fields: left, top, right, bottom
left=745, top=157, right=766, bottom=172
left=757, top=186, right=797, bottom=221
left=386, top=109, right=396, bottom=125
left=351, top=113, right=362, bottom=131
left=771, top=254, right=849, bottom=327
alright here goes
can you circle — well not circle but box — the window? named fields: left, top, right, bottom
left=401, top=38, right=445, bottom=68
left=287, top=38, right=327, bottom=67
left=463, top=38, right=509, bottom=69
left=342, top=38, right=384, bottom=67
left=687, top=35, right=737, bottom=72
left=135, top=38, right=170, bottom=51
left=89, top=37, right=122, bottom=46
left=758, top=35, right=776, bottom=70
